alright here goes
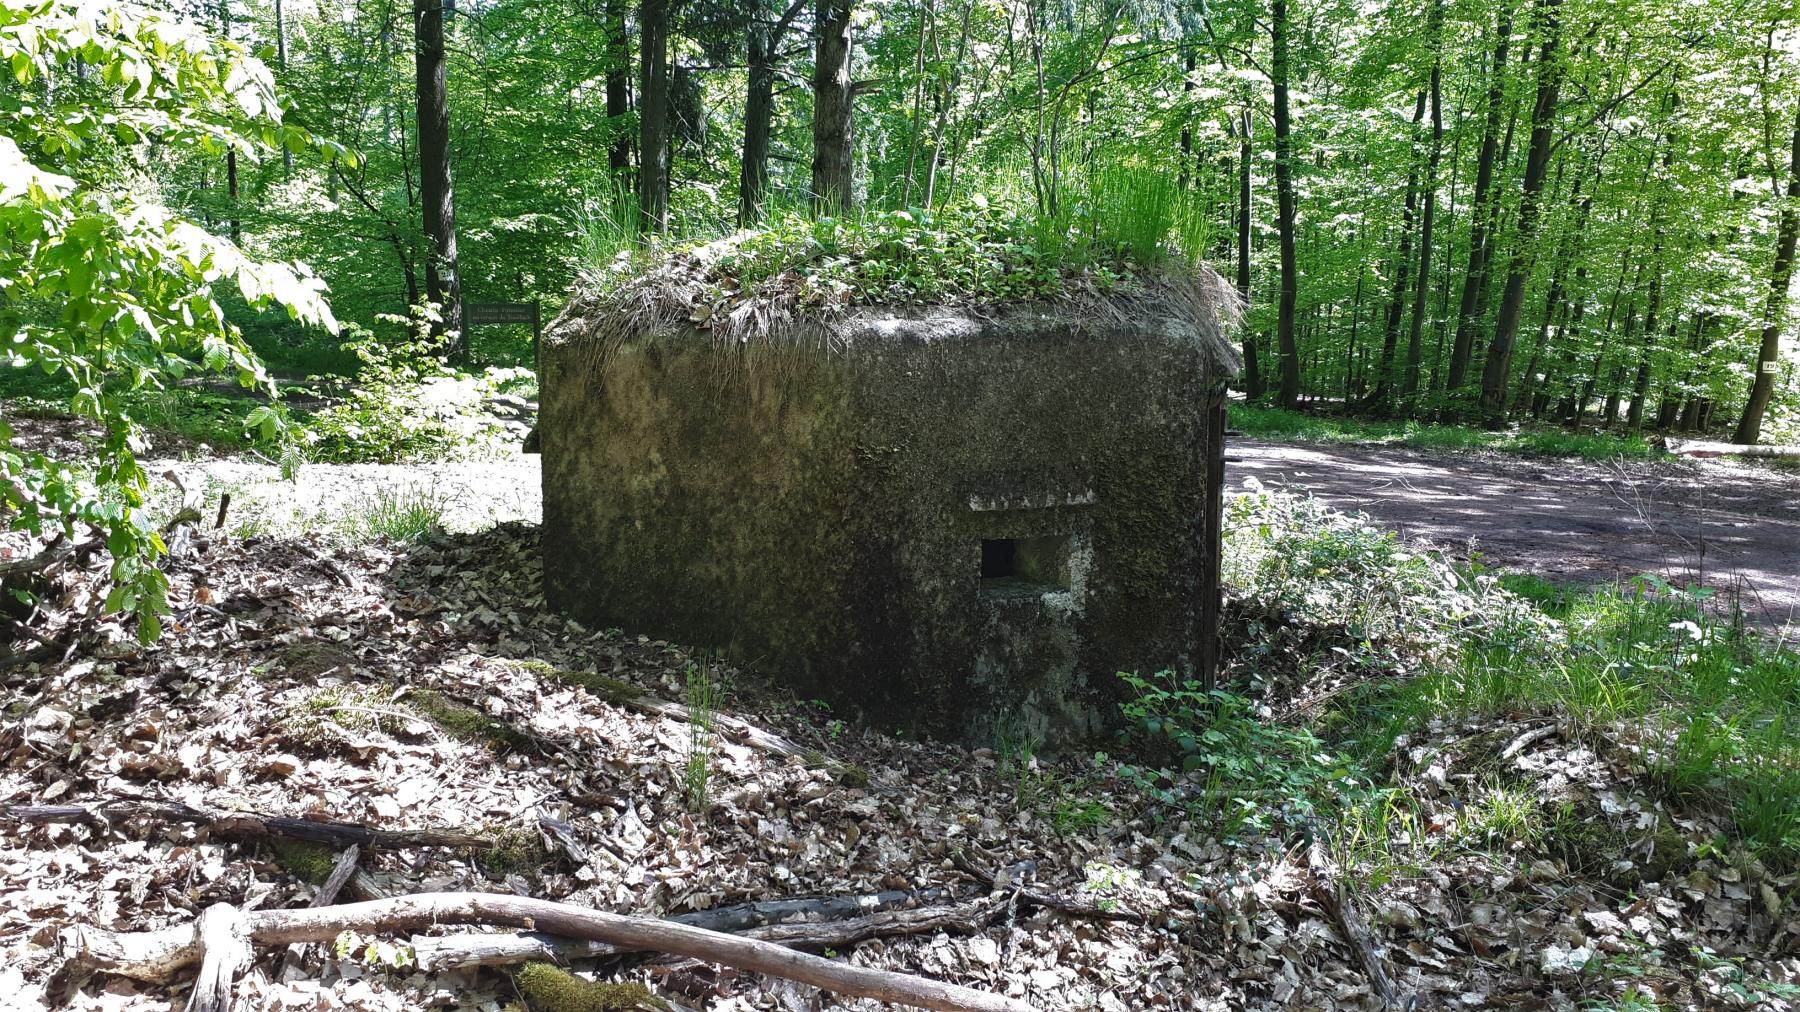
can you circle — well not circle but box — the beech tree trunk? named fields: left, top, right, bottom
left=1237, top=110, right=1262, bottom=398
left=1372, top=91, right=1428, bottom=411
left=1734, top=102, right=1800, bottom=444
left=1446, top=6, right=1511, bottom=404
left=738, top=1, right=807, bottom=226
left=1479, top=0, right=1564, bottom=421
left=1272, top=0, right=1302, bottom=408
left=811, top=0, right=855, bottom=214
left=275, top=0, right=292, bottom=173
left=1404, top=0, right=1444, bottom=401
left=414, top=0, right=465, bottom=359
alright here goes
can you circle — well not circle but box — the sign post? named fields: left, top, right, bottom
left=465, top=300, right=543, bottom=363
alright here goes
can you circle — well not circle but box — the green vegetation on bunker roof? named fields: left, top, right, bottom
left=582, top=197, right=1229, bottom=316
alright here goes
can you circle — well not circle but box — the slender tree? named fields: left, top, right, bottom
left=1445, top=6, right=1512, bottom=405
left=1404, top=0, right=1445, bottom=401
left=739, top=0, right=809, bottom=225
left=1371, top=91, right=1428, bottom=411
left=414, top=0, right=465, bottom=358
left=606, top=0, right=633, bottom=177
left=1479, top=0, right=1565, bottom=420
left=1734, top=101, right=1800, bottom=444
left=1271, top=0, right=1301, bottom=407
left=638, top=0, right=673, bottom=232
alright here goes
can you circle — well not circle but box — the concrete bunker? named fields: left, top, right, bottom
left=539, top=246, right=1240, bottom=744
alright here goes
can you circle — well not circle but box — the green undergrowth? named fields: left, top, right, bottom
left=1113, top=488, right=1800, bottom=881
left=1232, top=404, right=1664, bottom=461
left=587, top=192, right=1222, bottom=318
left=1368, top=579, right=1800, bottom=864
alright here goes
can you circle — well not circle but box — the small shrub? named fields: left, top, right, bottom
left=302, top=306, right=526, bottom=464
left=1116, top=675, right=1364, bottom=835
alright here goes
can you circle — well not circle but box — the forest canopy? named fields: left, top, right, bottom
left=230, top=0, right=1800, bottom=435
left=22, top=0, right=1800, bottom=439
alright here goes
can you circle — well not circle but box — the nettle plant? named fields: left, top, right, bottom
left=0, top=2, right=346, bottom=639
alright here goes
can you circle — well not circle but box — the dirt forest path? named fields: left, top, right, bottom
left=1228, top=438, right=1800, bottom=631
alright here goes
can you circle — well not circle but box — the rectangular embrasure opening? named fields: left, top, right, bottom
left=979, top=535, right=1072, bottom=593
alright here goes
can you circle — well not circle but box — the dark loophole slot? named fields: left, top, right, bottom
left=980, top=539, right=1017, bottom=580
left=979, top=535, right=1071, bottom=593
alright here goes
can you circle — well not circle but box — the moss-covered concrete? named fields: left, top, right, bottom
left=541, top=306, right=1228, bottom=744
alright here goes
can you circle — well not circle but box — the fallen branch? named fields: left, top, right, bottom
left=60, top=892, right=1033, bottom=1012
left=1305, top=841, right=1412, bottom=1010
left=952, top=853, right=1144, bottom=925
left=278, top=846, right=361, bottom=977
left=0, top=534, right=75, bottom=579
left=411, top=883, right=971, bottom=970
left=4, top=797, right=492, bottom=851
left=1499, top=722, right=1559, bottom=761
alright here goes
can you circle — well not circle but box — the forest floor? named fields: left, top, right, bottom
left=1229, top=439, right=1800, bottom=632
left=4, top=418, right=1800, bottom=1011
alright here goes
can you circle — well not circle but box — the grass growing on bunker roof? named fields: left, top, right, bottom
left=576, top=197, right=1237, bottom=341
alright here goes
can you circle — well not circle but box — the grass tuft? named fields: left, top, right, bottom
left=338, top=485, right=447, bottom=544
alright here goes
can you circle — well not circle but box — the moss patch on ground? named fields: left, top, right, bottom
left=515, top=659, right=646, bottom=707
left=270, top=839, right=338, bottom=885
left=406, top=689, right=532, bottom=752
left=1545, top=801, right=1692, bottom=886
left=512, top=963, right=669, bottom=1011
left=476, top=826, right=550, bottom=876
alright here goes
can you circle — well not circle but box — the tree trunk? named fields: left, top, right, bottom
left=218, top=2, right=241, bottom=243
left=1405, top=0, right=1444, bottom=401
left=414, top=0, right=465, bottom=359
left=739, top=23, right=778, bottom=225
left=1237, top=111, right=1262, bottom=399
left=606, top=0, right=633, bottom=177
left=1446, top=6, right=1512, bottom=404
left=638, top=0, right=673, bottom=233
left=1272, top=0, right=1301, bottom=408
left=274, top=0, right=292, bottom=173
left=1734, top=102, right=1800, bottom=444
left=811, top=0, right=854, bottom=214
left=1372, top=91, right=1428, bottom=411
left=901, top=0, right=935, bottom=205
left=1344, top=267, right=1365, bottom=403
left=1479, top=0, right=1564, bottom=421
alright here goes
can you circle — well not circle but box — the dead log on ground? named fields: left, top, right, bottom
left=4, top=797, right=492, bottom=851
left=411, top=884, right=975, bottom=970
left=278, top=846, right=361, bottom=976
left=1305, top=841, right=1413, bottom=1010
left=59, top=892, right=1034, bottom=1012
left=952, top=852, right=1144, bottom=924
